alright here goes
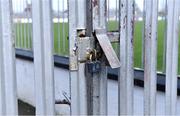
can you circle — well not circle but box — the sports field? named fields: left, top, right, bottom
left=14, top=21, right=180, bottom=73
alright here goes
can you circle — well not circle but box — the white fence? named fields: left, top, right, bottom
left=0, top=0, right=180, bottom=115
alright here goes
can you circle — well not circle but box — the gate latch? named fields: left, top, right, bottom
left=94, top=29, right=120, bottom=69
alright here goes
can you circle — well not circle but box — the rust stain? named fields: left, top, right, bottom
left=123, top=15, right=127, bottom=29
left=92, top=0, right=98, bottom=7
left=104, top=2, right=107, bottom=17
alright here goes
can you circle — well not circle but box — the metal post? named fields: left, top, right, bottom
left=69, top=0, right=87, bottom=115
left=162, top=0, right=167, bottom=73
left=144, top=0, right=158, bottom=115
left=0, top=0, right=18, bottom=115
left=0, top=2, right=5, bottom=114
left=32, top=0, right=55, bottom=115
left=165, top=0, right=180, bottom=115
left=91, top=0, right=108, bottom=115
left=69, top=0, right=79, bottom=114
left=141, top=0, right=146, bottom=68
left=119, top=0, right=134, bottom=115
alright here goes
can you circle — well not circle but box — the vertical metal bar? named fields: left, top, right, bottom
left=69, top=0, right=79, bottom=114
left=99, top=0, right=107, bottom=115
left=26, top=0, right=30, bottom=49
left=99, top=63, right=107, bottom=114
left=107, top=0, right=110, bottom=30
left=116, top=0, right=118, bottom=24
left=165, top=0, right=180, bottom=115
left=162, top=0, right=167, bottom=73
left=0, top=0, right=18, bottom=115
left=12, top=1, right=17, bottom=48
left=144, top=0, right=158, bottom=115
left=91, top=0, right=100, bottom=115
left=64, top=0, right=69, bottom=52
left=0, top=1, right=5, bottom=114
left=30, top=19, right=33, bottom=49
left=32, top=0, right=55, bottom=115
left=17, top=1, right=20, bottom=48
left=62, top=0, right=65, bottom=53
left=69, top=0, right=87, bottom=114
left=141, top=0, right=145, bottom=68
left=119, top=0, right=134, bottom=115
left=78, top=63, right=87, bottom=114
left=77, top=0, right=86, bottom=28
left=76, top=0, right=87, bottom=115
left=57, top=0, right=61, bottom=54
left=91, top=0, right=108, bottom=115
left=23, top=0, right=27, bottom=49
left=20, top=0, right=23, bottom=48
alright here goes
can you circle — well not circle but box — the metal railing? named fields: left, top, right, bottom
left=1, top=0, right=180, bottom=115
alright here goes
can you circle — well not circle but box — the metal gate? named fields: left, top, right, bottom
left=0, top=0, right=180, bottom=115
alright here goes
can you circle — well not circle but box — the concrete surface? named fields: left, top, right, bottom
left=16, top=58, right=180, bottom=115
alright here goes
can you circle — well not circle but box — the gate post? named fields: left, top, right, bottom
left=32, top=0, right=55, bottom=115
left=0, top=0, right=17, bottom=115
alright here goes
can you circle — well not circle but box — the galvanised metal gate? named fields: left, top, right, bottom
left=0, top=0, right=180, bottom=115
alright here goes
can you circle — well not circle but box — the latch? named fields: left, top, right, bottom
left=94, top=29, right=120, bottom=69
left=77, top=29, right=94, bottom=62
left=86, top=49, right=101, bottom=73
left=76, top=28, right=120, bottom=70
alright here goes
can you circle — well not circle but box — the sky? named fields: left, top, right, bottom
left=12, top=0, right=166, bottom=13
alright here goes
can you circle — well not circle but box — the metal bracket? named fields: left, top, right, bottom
left=76, top=28, right=120, bottom=69
left=77, top=36, right=94, bottom=62
left=95, top=29, right=120, bottom=69
left=76, top=28, right=94, bottom=63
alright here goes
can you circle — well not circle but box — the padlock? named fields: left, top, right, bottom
left=86, top=61, right=101, bottom=73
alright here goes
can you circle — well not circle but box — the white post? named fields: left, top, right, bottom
left=0, top=0, right=17, bottom=115
left=119, top=0, right=134, bottom=115
left=144, top=0, right=158, bottom=115
left=165, top=0, right=180, bottom=115
left=32, top=0, right=55, bottom=115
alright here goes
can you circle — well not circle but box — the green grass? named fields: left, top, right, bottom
left=14, top=21, right=180, bottom=73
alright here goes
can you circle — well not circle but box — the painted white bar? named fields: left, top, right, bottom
left=0, top=0, right=18, bottom=115
left=0, top=1, right=5, bottom=114
left=119, top=0, right=134, bottom=115
left=99, top=63, right=107, bottom=114
left=162, top=0, right=167, bottom=73
left=144, top=0, right=158, bottom=115
left=32, top=0, right=55, bottom=115
left=99, top=0, right=107, bottom=115
left=68, top=0, right=79, bottom=114
left=165, top=0, right=180, bottom=115
left=77, top=0, right=86, bottom=29
left=78, top=63, right=87, bottom=114
left=76, top=1, right=87, bottom=114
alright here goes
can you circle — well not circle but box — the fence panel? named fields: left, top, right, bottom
left=1, top=0, right=180, bottom=115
